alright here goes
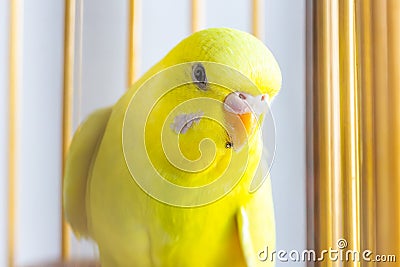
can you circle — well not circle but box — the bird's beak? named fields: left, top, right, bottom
left=223, top=92, right=270, bottom=151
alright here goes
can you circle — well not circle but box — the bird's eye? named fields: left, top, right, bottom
left=192, top=63, right=207, bottom=90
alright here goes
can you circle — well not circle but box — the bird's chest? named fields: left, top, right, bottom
left=145, top=200, right=242, bottom=266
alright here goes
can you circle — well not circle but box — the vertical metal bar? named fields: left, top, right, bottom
left=62, top=0, right=76, bottom=261
left=357, top=0, right=400, bottom=258
left=307, top=1, right=332, bottom=266
left=371, top=0, right=391, bottom=260
left=355, top=0, right=377, bottom=261
left=7, top=0, right=22, bottom=266
left=380, top=0, right=400, bottom=257
left=308, top=0, right=362, bottom=265
left=338, top=1, right=360, bottom=265
left=355, top=0, right=400, bottom=260
left=328, top=1, right=342, bottom=260
left=191, top=0, right=204, bottom=33
left=310, top=0, right=400, bottom=265
left=251, top=0, right=264, bottom=40
left=309, top=1, right=340, bottom=264
left=128, top=0, right=141, bottom=87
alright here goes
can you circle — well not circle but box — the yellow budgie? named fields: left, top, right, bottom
left=64, top=28, right=282, bottom=267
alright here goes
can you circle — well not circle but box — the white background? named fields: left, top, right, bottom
left=0, top=0, right=306, bottom=266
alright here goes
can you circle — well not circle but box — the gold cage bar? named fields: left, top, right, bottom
left=61, top=0, right=76, bottom=261
left=191, top=0, right=204, bottom=33
left=251, top=0, right=264, bottom=41
left=355, top=0, right=377, bottom=261
left=7, top=0, right=22, bottom=266
left=308, top=0, right=400, bottom=265
left=385, top=0, right=400, bottom=253
left=338, top=0, right=361, bottom=262
left=307, top=1, right=340, bottom=265
left=371, top=0, right=400, bottom=259
left=128, top=0, right=141, bottom=87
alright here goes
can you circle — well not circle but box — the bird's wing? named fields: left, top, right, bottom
left=236, top=177, right=275, bottom=266
left=63, top=107, right=112, bottom=238
left=236, top=206, right=258, bottom=267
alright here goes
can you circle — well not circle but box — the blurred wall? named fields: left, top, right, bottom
left=265, top=0, right=306, bottom=260
left=0, top=0, right=305, bottom=266
left=0, top=1, right=10, bottom=265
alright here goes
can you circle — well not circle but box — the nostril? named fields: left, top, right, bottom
left=238, top=93, right=246, bottom=100
left=224, top=92, right=252, bottom=114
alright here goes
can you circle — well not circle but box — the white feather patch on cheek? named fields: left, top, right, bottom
left=170, top=111, right=204, bottom=134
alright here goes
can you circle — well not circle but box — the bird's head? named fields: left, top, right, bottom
left=127, top=28, right=281, bottom=198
